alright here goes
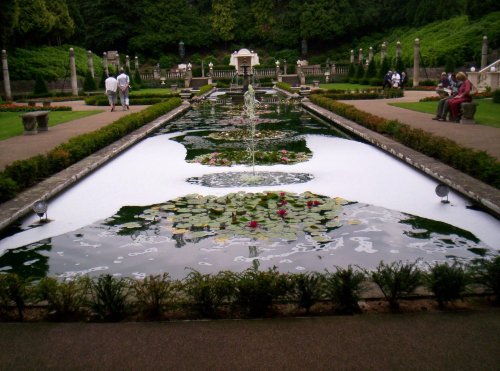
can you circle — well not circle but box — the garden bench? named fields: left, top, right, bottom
left=27, top=99, right=52, bottom=107
left=460, top=101, right=478, bottom=124
left=20, top=110, right=50, bottom=135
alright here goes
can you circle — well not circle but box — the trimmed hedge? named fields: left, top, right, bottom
left=195, top=84, right=214, bottom=96
left=313, top=88, right=404, bottom=100
left=0, top=104, right=72, bottom=112
left=276, top=82, right=293, bottom=93
left=0, top=98, right=182, bottom=203
left=309, top=95, right=500, bottom=189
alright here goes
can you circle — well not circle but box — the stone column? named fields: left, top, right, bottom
left=358, top=48, right=363, bottom=64
left=126, top=55, right=130, bottom=70
left=486, top=71, right=499, bottom=91
left=413, top=38, right=420, bottom=87
left=2, top=50, right=12, bottom=101
left=350, top=50, right=354, bottom=64
left=103, top=52, right=109, bottom=76
left=467, top=70, right=479, bottom=88
left=481, top=36, right=488, bottom=70
left=381, top=42, right=387, bottom=61
left=396, top=41, right=402, bottom=59
left=135, top=56, right=139, bottom=70
left=368, top=47, right=373, bottom=63
left=69, top=48, right=78, bottom=96
left=115, top=53, right=120, bottom=70
left=87, top=50, right=94, bottom=78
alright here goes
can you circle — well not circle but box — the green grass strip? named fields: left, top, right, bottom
left=0, top=111, right=103, bottom=141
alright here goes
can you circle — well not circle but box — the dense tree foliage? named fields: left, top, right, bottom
left=1, top=0, right=499, bottom=61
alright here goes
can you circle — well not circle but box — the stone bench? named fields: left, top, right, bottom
left=460, top=101, right=478, bottom=124
left=27, top=99, right=52, bottom=107
left=20, top=111, right=50, bottom=135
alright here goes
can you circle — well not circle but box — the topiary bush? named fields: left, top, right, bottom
left=493, top=89, right=500, bottom=104
left=33, top=74, right=49, bottom=96
left=83, top=70, right=97, bottom=92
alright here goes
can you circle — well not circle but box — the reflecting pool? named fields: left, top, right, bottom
left=0, top=101, right=498, bottom=279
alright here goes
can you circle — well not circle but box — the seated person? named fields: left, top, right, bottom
left=382, top=70, right=393, bottom=89
left=448, top=72, right=472, bottom=122
left=391, top=71, right=401, bottom=88
left=432, top=73, right=463, bottom=121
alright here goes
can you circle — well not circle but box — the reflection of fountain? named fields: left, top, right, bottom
left=243, top=85, right=258, bottom=176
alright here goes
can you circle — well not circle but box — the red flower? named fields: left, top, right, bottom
left=313, top=200, right=321, bottom=206
left=307, top=201, right=314, bottom=208
left=277, top=209, right=287, bottom=217
left=279, top=192, right=286, bottom=197
left=248, top=220, right=259, bottom=228
left=279, top=200, right=288, bottom=206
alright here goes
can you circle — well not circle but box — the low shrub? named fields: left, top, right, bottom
left=276, top=82, right=293, bottom=93
left=88, top=274, right=130, bottom=321
left=291, top=272, right=325, bottom=314
left=35, top=277, right=88, bottom=320
left=196, top=84, right=214, bottom=96
left=234, top=265, right=292, bottom=318
left=324, top=266, right=366, bottom=314
left=493, top=89, right=500, bottom=104
left=471, top=256, right=500, bottom=304
left=419, top=79, right=437, bottom=86
left=368, top=260, right=422, bottom=312
left=84, top=95, right=173, bottom=106
left=0, top=174, right=19, bottom=203
left=132, top=273, right=177, bottom=319
left=183, top=270, right=235, bottom=318
left=425, top=262, right=469, bottom=308
left=0, top=273, right=31, bottom=321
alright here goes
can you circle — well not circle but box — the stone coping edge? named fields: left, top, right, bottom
left=0, top=102, right=191, bottom=232
left=302, top=99, right=500, bottom=218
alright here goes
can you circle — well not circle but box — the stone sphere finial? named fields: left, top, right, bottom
left=470, top=67, right=476, bottom=72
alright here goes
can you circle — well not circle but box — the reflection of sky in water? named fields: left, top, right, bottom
left=0, top=103, right=499, bottom=279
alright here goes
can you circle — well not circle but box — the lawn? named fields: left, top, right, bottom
left=390, top=99, right=500, bottom=128
left=0, top=110, right=103, bottom=141
left=319, top=83, right=379, bottom=90
left=130, top=88, right=175, bottom=96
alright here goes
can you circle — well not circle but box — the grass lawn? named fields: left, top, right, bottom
left=390, top=99, right=500, bottom=128
left=0, top=110, right=103, bottom=141
left=319, top=83, right=379, bottom=90
left=130, top=88, right=174, bottom=96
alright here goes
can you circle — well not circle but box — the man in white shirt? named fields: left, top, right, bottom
left=104, top=75, right=118, bottom=112
left=116, top=68, right=130, bottom=110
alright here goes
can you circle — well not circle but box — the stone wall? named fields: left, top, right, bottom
left=0, top=79, right=83, bottom=97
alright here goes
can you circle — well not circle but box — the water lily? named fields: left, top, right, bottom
left=248, top=220, right=259, bottom=228
left=279, top=200, right=288, bottom=206
left=277, top=209, right=287, bottom=217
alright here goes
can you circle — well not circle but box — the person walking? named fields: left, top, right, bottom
left=116, top=68, right=130, bottom=111
left=104, top=75, right=118, bottom=112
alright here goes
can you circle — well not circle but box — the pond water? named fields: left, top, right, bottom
left=0, top=100, right=498, bottom=279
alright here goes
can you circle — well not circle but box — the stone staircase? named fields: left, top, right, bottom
left=470, top=59, right=500, bottom=92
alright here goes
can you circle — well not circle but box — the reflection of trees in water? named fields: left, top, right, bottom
left=0, top=240, right=51, bottom=279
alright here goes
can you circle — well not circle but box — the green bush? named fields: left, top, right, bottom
left=493, top=89, right=500, bottom=104
left=83, top=70, right=97, bottom=92
left=132, top=273, right=177, bottom=319
left=369, top=260, right=422, bottom=312
left=276, top=81, right=293, bottom=93
left=0, top=174, right=19, bottom=203
left=88, top=274, right=130, bottom=321
left=291, top=272, right=325, bottom=314
left=471, top=256, right=500, bottom=304
left=425, top=262, right=469, bottom=308
left=234, top=265, right=292, bottom=317
left=35, top=277, right=88, bottom=320
left=196, top=84, right=214, bottom=96
left=183, top=270, right=235, bottom=318
left=0, top=273, right=31, bottom=321
left=324, top=266, right=366, bottom=314
left=33, top=74, right=48, bottom=95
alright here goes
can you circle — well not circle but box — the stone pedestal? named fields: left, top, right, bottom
left=126, top=55, right=130, bottom=70
left=396, top=41, right=402, bottom=59
left=358, top=48, right=363, bottom=64
left=368, top=47, right=373, bottom=62
left=350, top=50, right=354, bottom=64
left=460, top=102, right=478, bottom=124
left=2, top=50, right=12, bottom=101
left=486, top=72, right=500, bottom=91
left=135, top=56, right=139, bottom=70
left=467, top=71, right=479, bottom=87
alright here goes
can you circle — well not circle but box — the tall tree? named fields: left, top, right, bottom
left=15, top=0, right=55, bottom=46
left=0, top=0, right=19, bottom=49
left=211, top=0, right=237, bottom=44
left=45, top=0, right=75, bottom=45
